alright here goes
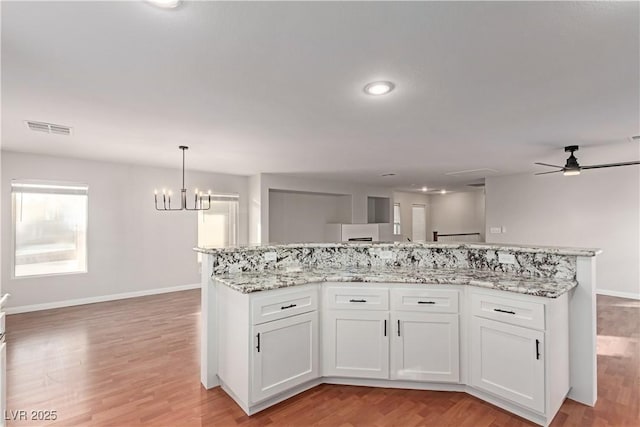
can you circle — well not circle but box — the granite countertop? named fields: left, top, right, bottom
left=213, top=266, right=578, bottom=298
left=195, top=241, right=601, bottom=257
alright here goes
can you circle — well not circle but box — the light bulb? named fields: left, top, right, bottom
left=162, top=188, right=166, bottom=195
left=364, top=81, right=395, bottom=96
left=421, top=186, right=427, bottom=192
left=440, top=189, right=447, bottom=194
left=154, top=189, right=158, bottom=195
left=208, top=190, right=212, bottom=195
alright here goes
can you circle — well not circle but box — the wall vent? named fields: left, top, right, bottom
left=25, top=121, right=72, bottom=136
left=445, top=168, right=498, bottom=176
left=467, top=182, right=485, bottom=188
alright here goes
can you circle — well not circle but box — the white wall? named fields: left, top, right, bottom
left=269, top=190, right=351, bottom=243
left=486, top=168, right=640, bottom=299
left=248, top=174, right=262, bottom=245
left=1, top=151, right=249, bottom=310
left=392, top=192, right=430, bottom=242
left=259, top=174, right=392, bottom=243
left=429, top=190, right=486, bottom=241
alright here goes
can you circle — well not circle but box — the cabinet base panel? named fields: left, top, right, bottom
left=223, top=378, right=324, bottom=416
left=324, top=377, right=465, bottom=393
left=465, top=387, right=554, bottom=427
left=220, top=377, right=567, bottom=426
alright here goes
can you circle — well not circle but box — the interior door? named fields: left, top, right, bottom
left=411, top=205, right=426, bottom=242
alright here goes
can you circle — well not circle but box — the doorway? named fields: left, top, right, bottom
left=411, top=204, right=426, bottom=242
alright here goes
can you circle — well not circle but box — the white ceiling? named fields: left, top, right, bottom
left=2, top=1, right=639, bottom=191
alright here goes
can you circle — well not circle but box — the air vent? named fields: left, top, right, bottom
left=467, top=182, right=485, bottom=188
left=25, top=121, right=72, bottom=136
left=445, top=168, right=499, bottom=176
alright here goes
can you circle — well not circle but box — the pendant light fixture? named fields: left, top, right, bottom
left=154, top=146, right=211, bottom=211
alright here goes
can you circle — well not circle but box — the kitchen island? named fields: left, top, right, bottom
left=195, top=242, right=599, bottom=427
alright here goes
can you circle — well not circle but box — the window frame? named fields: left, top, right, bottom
left=196, top=193, right=240, bottom=263
left=11, top=179, right=89, bottom=279
left=393, top=202, right=402, bottom=235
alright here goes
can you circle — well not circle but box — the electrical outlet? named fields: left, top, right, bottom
left=379, top=250, right=393, bottom=260
left=263, top=251, right=277, bottom=262
left=498, top=252, right=516, bottom=264
left=490, top=227, right=502, bottom=234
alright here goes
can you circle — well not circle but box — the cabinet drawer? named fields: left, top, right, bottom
left=324, top=286, right=389, bottom=311
left=471, top=293, right=545, bottom=330
left=390, top=288, right=459, bottom=313
left=251, top=288, right=318, bottom=325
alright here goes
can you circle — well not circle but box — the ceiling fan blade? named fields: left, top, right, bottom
left=581, top=161, right=640, bottom=170
left=535, top=170, right=563, bottom=175
left=534, top=162, right=563, bottom=168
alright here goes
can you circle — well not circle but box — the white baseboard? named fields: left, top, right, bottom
left=596, top=289, right=640, bottom=300
left=6, top=283, right=201, bottom=315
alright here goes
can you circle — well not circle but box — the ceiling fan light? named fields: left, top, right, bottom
left=563, top=168, right=581, bottom=176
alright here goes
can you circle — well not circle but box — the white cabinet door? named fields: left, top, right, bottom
left=471, top=317, right=545, bottom=413
left=323, top=310, right=389, bottom=379
left=251, top=311, right=318, bottom=403
left=391, top=313, right=459, bottom=383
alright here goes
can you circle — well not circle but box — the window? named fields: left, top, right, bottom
left=12, top=180, right=88, bottom=278
left=197, top=195, right=239, bottom=262
left=393, top=202, right=401, bottom=235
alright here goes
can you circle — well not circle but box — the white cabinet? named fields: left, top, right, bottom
left=470, top=317, right=545, bottom=413
left=391, top=312, right=459, bottom=383
left=323, top=310, right=389, bottom=379
left=252, top=311, right=318, bottom=403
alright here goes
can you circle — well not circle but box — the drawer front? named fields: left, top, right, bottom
left=252, top=288, right=318, bottom=325
left=471, top=293, right=545, bottom=330
left=324, top=286, right=389, bottom=311
left=390, top=289, right=459, bottom=313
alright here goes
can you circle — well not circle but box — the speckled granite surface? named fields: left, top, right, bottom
left=213, top=266, right=578, bottom=298
left=195, top=242, right=600, bottom=280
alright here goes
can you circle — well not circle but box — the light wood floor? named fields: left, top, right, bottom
left=6, top=291, right=639, bottom=426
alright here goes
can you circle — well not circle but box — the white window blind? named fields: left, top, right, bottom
left=12, top=180, right=88, bottom=278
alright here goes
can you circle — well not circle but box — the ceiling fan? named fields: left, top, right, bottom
left=535, top=145, right=640, bottom=176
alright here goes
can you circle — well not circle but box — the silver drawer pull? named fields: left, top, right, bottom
left=349, top=299, right=367, bottom=303
left=494, top=308, right=516, bottom=315
left=417, top=301, right=436, bottom=305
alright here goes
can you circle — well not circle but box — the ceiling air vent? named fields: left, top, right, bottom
left=467, top=182, right=485, bottom=188
left=25, top=121, right=72, bottom=136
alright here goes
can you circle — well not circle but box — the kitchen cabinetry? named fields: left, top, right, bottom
left=469, top=289, right=568, bottom=418
left=323, top=285, right=460, bottom=382
left=323, top=286, right=389, bottom=378
left=252, top=311, right=318, bottom=402
left=390, top=288, right=460, bottom=382
left=391, top=312, right=459, bottom=382
left=323, top=310, right=389, bottom=379
left=471, top=317, right=544, bottom=412
left=216, top=283, right=320, bottom=414
left=215, top=281, right=569, bottom=426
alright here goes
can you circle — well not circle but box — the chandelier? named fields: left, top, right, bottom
left=154, top=146, right=211, bottom=211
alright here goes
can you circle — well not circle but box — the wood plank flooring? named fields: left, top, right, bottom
left=6, top=291, right=639, bottom=426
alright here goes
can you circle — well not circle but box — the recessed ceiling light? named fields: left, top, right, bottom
left=146, top=0, right=181, bottom=9
left=421, top=186, right=428, bottom=192
left=440, top=189, right=447, bottom=194
left=364, top=81, right=395, bottom=96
